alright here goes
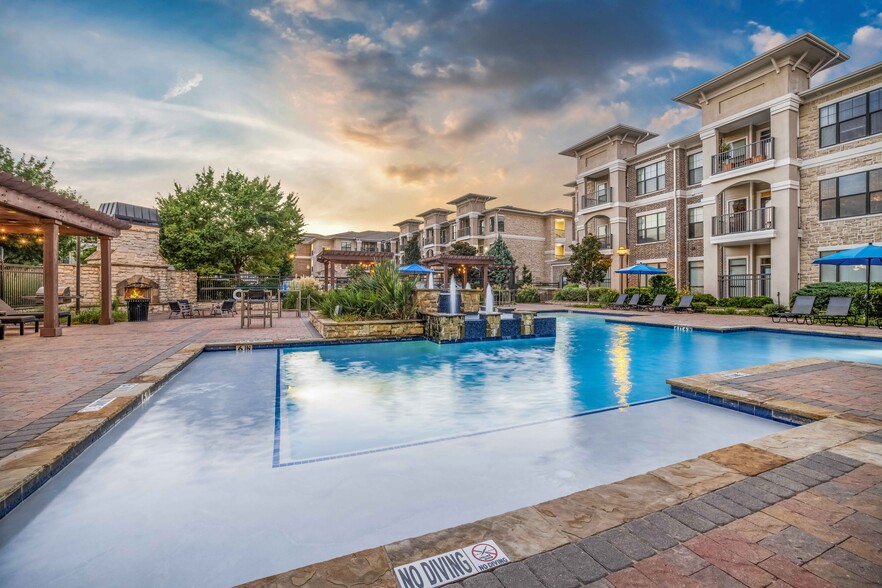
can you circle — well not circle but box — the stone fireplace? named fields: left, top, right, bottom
left=117, top=275, right=161, bottom=304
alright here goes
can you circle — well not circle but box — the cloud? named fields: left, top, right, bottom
left=249, top=8, right=274, bottom=24
left=748, top=22, right=788, bottom=54
left=384, top=163, right=458, bottom=185
left=648, top=106, right=699, bottom=132
left=162, top=70, right=203, bottom=100
left=850, top=25, right=882, bottom=63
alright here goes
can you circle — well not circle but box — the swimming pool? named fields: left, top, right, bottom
left=0, top=314, right=879, bottom=587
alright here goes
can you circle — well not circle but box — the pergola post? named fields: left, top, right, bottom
left=40, top=220, right=62, bottom=337
left=323, top=261, right=329, bottom=290
left=443, top=265, right=448, bottom=287
left=482, top=266, right=489, bottom=290
left=329, top=263, right=336, bottom=289
left=99, top=237, right=113, bottom=325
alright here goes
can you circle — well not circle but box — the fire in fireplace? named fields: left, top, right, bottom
left=124, top=285, right=151, bottom=300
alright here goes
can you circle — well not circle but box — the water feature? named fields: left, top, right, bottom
left=484, top=286, right=495, bottom=313
left=448, top=276, right=459, bottom=314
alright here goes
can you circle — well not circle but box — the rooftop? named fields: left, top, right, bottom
left=446, top=193, right=497, bottom=206
left=97, top=202, right=160, bottom=227
left=558, top=124, right=658, bottom=157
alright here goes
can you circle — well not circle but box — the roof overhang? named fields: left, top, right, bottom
left=393, top=218, right=422, bottom=227
left=417, top=208, right=454, bottom=218
left=558, top=124, right=658, bottom=157
left=800, top=61, right=882, bottom=100
left=0, top=172, right=130, bottom=238
left=673, top=33, right=848, bottom=108
left=446, top=193, right=497, bottom=206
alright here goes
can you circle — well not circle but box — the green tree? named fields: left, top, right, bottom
left=449, top=241, right=477, bottom=256
left=565, top=235, right=612, bottom=303
left=487, top=237, right=516, bottom=286
left=0, top=144, right=84, bottom=264
left=157, top=168, right=305, bottom=274
left=346, top=263, right=368, bottom=280
left=521, top=264, right=533, bottom=285
left=402, top=236, right=421, bottom=265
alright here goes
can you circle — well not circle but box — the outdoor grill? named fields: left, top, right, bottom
left=124, top=284, right=151, bottom=321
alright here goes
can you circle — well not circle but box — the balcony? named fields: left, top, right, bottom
left=579, top=188, right=613, bottom=210
left=711, top=207, right=775, bottom=244
left=458, top=225, right=471, bottom=237
left=719, top=273, right=771, bottom=298
left=597, top=234, right=612, bottom=249
left=711, top=138, right=774, bottom=175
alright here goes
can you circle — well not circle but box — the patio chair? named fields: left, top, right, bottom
left=771, top=295, right=815, bottom=324
left=606, top=294, right=628, bottom=309
left=811, top=296, right=854, bottom=326
left=168, top=300, right=193, bottom=319
left=179, top=299, right=201, bottom=317
left=211, top=299, right=235, bottom=317
left=640, top=294, right=668, bottom=311
left=670, top=295, right=694, bottom=313
left=0, top=297, right=72, bottom=327
left=0, top=315, right=39, bottom=335
left=622, top=294, right=642, bottom=310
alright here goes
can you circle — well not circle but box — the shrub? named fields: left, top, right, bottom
left=283, top=284, right=324, bottom=310
left=690, top=292, right=717, bottom=306
left=649, top=275, right=677, bottom=304
left=553, top=284, right=586, bottom=301
left=791, top=282, right=881, bottom=318
left=573, top=303, right=603, bottom=309
left=72, top=307, right=128, bottom=324
left=592, top=287, right=619, bottom=304
left=762, top=303, right=787, bottom=316
left=318, top=261, right=416, bottom=320
left=515, top=285, right=541, bottom=303
left=717, top=296, right=774, bottom=308
left=706, top=307, right=737, bottom=315
left=623, top=287, right=652, bottom=306
left=691, top=302, right=708, bottom=313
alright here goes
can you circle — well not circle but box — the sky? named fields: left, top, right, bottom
left=1, top=1, right=881, bottom=235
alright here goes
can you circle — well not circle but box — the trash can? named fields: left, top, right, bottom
left=127, top=298, right=150, bottom=321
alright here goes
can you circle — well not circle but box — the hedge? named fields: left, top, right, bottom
left=716, top=295, right=774, bottom=308
left=516, top=285, right=540, bottom=303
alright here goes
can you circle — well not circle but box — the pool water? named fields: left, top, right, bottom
left=277, top=314, right=882, bottom=463
left=0, top=314, right=879, bottom=587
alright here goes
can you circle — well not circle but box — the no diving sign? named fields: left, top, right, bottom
left=394, top=540, right=510, bottom=588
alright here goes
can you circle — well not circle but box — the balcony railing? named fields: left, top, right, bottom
left=711, top=138, right=774, bottom=175
left=712, top=207, right=775, bottom=236
left=459, top=225, right=471, bottom=237
left=597, top=234, right=612, bottom=249
left=579, top=188, right=613, bottom=210
left=719, top=273, right=771, bottom=298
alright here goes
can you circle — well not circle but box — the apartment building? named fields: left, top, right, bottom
left=294, top=230, right=397, bottom=278
left=560, top=33, right=881, bottom=298
left=388, top=194, right=573, bottom=283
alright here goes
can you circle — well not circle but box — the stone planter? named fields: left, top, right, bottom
left=308, top=311, right=424, bottom=339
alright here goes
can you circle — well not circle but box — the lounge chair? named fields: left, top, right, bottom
left=0, top=315, right=38, bottom=335
left=670, top=295, right=694, bottom=313
left=811, top=296, right=854, bottom=326
left=640, top=294, right=668, bottom=311
left=0, top=298, right=71, bottom=327
left=168, top=300, right=194, bottom=319
left=771, top=295, right=815, bottom=324
left=622, top=294, right=642, bottom=310
left=211, top=299, right=235, bottom=317
left=606, top=294, right=628, bottom=309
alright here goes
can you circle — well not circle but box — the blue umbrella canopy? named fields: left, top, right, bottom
left=615, top=263, right=667, bottom=275
left=812, top=242, right=882, bottom=327
left=398, top=263, right=434, bottom=274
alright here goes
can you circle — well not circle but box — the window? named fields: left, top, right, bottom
left=637, top=161, right=665, bottom=195
left=440, top=227, right=448, bottom=243
left=819, top=169, right=882, bottom=220
left=478, top=218, right=485, bottom=235
left=689, top=261, right=704, bottom=292
left=687, top=152, right=703, bottom=185
left=637, top=212, right=666, bottom=243
left=488, top=217, right=495, bottom=233
left=362, top=242, right=376, bottom=252
left=687, top=207, right=703, bottom=239
left=820, top=250, right=882, bottom=283
left=595, top=182, right=609, bottom=203
left=340, top=241, right=352, bottom=251
left=554, top=218, right=566, bottom=238
left=497, top=215, right=505, bottom=232
left=554, top=244, right=565, bottom=259
left=820, top=88, right=882, bottom=147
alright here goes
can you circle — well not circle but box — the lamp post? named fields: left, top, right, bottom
left=616, top=246, right=630, bottom=291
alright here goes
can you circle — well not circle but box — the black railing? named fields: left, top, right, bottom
left=718, top=273, right=771, bottom=298
left=580, top=188, right=613, bottom=210
left=598, top=234, right=612, bottom=249
left=196, top=274, right=282, bottom=302
left=459, top=225, right=471, bottom=237
left=712, top=207, right=775, bottom=236
left=0, top=263, right=43, bottom=309
left=711, top=138, right=774, bottom=175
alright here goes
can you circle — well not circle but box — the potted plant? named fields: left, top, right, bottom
left=719, top=141, right=734, bottom=171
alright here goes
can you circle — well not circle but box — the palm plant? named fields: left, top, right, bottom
left=319, top=261, right=417, bottom=320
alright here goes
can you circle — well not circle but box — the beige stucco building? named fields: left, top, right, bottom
left=294, top=230, right=397, bottom=279
left=560, top=33, right=881, bottom=298
left=386, top=194, right=572, bottom=284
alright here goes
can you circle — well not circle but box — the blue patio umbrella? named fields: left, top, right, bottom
left=398, top=263, right=434, bottom=274
left=812, top=242, right=882, bottom=327
left=615, top=263, right=666, bottom=287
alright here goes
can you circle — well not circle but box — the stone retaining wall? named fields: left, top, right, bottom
left=308, top=311, right=424, bottom=339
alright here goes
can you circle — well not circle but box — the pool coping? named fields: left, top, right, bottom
left=237, top=359, right=882, bottom=587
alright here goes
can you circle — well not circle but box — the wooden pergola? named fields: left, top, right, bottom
left=0, top=172, right=130, bottom=336
left=316, top=249, right=393, bottom=289
left=421, top=254, right=500, bottom=289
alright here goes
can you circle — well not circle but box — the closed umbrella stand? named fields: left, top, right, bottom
left=812, top=243, right=882, bottom=327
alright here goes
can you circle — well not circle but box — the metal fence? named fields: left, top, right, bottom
left=0, top=263, right=43, bottom=309
left=196, top=274, right=283, bottom=302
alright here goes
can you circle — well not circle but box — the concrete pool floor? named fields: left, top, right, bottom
left=0, top=310, right=880, bottom=586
